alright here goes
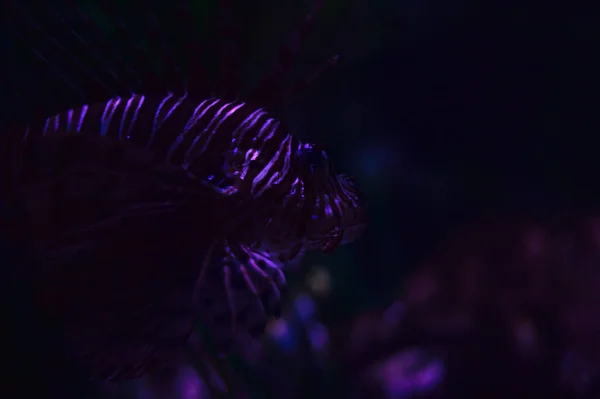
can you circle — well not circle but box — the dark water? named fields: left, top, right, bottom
left=0, top=198, right=92, bottom=398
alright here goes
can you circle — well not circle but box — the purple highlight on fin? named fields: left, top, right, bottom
left=149, top=93, right=175, bottom=148
left=100, top=97, right=122, bottom=137
left=42, top=118, right=50, bottom=135
left=77, top=105, right=88, bottom=133
left=119, top=95, right=136, bottom=140
left=66, top=109, right=74, bottom=132
left=128, top=95, right=145, bottom=139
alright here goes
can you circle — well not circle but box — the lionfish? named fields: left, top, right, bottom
left=1, top=0, right=366, bottom=382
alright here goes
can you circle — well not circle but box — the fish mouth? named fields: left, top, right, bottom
left=340, top=204, right=367, bottom=245
left=334, top=173, right=367, bottom=245
left=341, top=221, right=366, bottom=245
left=302, top=204, right=367, bottom=252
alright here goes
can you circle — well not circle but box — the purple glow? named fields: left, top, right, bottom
left=176, top=365, right=210, bottom=399
left=66, top=109, right=73, bottom=132
left=294, top=293, right=316, bottom=323
left=309, top=323, right=329, bottom=351
left=150, top=93, right=175, bottom=144
left=268, top=319, right=297, bottom=352
left=100, top=97, right=121, bottom=136
left=43, top=117, right=50, bottom=135
left=128, top=95, right=144, bottom=138
left=373, top=348, right=445, bottom=398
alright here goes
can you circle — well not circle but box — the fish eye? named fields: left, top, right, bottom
left=297, top=143, right=327, bottom=170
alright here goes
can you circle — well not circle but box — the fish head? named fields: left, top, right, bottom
left=295, top=142, right=367, bottom=253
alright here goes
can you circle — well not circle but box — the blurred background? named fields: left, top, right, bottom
left=2, top=0, right=599, bottom=397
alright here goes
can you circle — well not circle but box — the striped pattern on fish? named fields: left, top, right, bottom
left=4, top=92, right=365, bottom=381
left=5, top=89, right=368, bottom=381
left=3, top=0, right=367, bottom=384
left=14, top=93, right=300, bottom=201
left=10, top=92, right=366, bottom=261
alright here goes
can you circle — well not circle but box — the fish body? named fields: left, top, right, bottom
left=2, top=0, right=366, bottom=383
left=2, top=92, right=366, bottom=381
left=3, top=128, right=225, bottom=381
